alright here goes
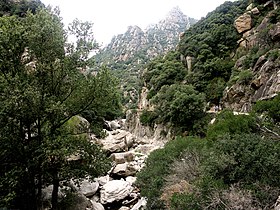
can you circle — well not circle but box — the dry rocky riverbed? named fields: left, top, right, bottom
left=42, top=118, right=167, bottom=210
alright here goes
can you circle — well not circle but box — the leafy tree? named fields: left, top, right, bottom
left=254, top=94, right=280, bottom=123
left=0, top=0, right=44, bottom=17
left=152, top=84, right=205, bottom=132
left=143, top=51, right=186, bottom=96
left=205, top=77, right=226, bottom=104
left=0, top=8, right=119, bottom=209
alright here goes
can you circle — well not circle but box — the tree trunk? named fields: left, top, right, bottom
left=36, top=118, right=43, bottom=209
left=37, top=172, right=42, bottom=209
left=51, top=169, right=59, bottom=210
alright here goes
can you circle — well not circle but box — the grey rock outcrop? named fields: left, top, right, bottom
left=76, top=179, right=99, bottom=197
left=96, top=7, right=196, bottom=65
left=90, top=201, right=105, bottom=210
left=100, top=180, right=133, bottom=204
left=234, top=12, right=252, bottom=33
left=275, top=196, right=280, bottom=210
left=223, top=50, right=280, bottom=112
left=223, top=3, right=280, bottom=112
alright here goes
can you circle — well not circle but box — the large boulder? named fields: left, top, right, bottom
left=90, top=201, right=105, bottom=210
left=100, top=180, right=133, bottom=204
left=109, top=120, right=121, bottom=130
left=131, top=197, right=147, bottom=210
left=234, top=13, right=252, bottom=33
left=95, top=175, right=111, bottom=186
left=125, top=176, right=137, bottom=185
left=66, top=115, right=90, bottom=134
left=70, top=179, right=99, bottom=198
left=111, top=152, right=134, bottom=164
left=99, top=130, right=132, bottom=153
left=112, top=162, right=139, bottom=177
left=78, top=179, right=99, bottom=197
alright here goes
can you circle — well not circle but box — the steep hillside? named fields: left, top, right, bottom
left=177, top=0, right=280, bottom=112
left=136, top=1, right=280, bottom=209
left=140, top=0, right=280, bottom=131
left=223, top=0, right=280, bottom=111
left=139, top=0, right=249, bottom=134
left=94, top=7, right=196, bottom=108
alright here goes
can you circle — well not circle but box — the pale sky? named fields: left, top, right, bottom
left=41, top=0, right=234, bottom=46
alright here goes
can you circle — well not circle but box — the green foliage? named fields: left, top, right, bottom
left=207, top=110, right=257, bottom=140
left=267, top=49, right=280, bottom=61
left=254, top=94, right=280, bottom=123
left=137, top=107, right=280, bottom=209
left=0, top=0, right=44, bottom=17
left=0, top=8, right=119, bottom=209
left=205, top=133, right=280, bottom=185
left=179, top=1, right=246, bottom=57
left=203, top=133, right=280, bottom=208
left=170, top=193, right=202, bottom=210
left=143, top=51, right=186, bottom=95
left=139, top=109, right=158, bottom=126
left=237, top=69, right=254, bottom=84
left=270, top=6, right=280, bottom=24
left=151, top=84, right=205, bottom=133
left=176, top=0, right=248, bottom=96
left=136, top=136, right=206, bottom=209
left=205, top=77, right=226, bottom=104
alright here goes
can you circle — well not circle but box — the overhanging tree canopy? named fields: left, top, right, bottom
left=0, top=8, right=120, bottom=210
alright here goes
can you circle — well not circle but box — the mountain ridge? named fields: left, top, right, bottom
left=98, top=7, right=196, bottom=62
left=94, top=6, right=197, bottom=108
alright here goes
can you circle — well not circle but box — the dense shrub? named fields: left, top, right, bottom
left=151, top=84, right=206, bottom=133
left=237, top=69, right=253, bottom=84
left=203, top=133, right=280, bottom=208
left=254, top=94, right=280, bottom=123
left=139, top=109, right=158, bottom=126
left=207, top=110, right=257, bottom=140
left=136, top=137, right=206, bottom=209
left=205, top=133, right=280, bottom=185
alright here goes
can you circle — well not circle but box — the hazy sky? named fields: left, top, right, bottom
left=41, top=0, right=233, bottom=46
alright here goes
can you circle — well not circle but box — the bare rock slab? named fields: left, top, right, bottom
left=100, top=180, right=133, bottom=204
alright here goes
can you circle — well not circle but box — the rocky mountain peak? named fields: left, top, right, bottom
left=126, top=25, right=143, bottom=34
left=165, top=6, right=188, bottom=22
left=96, top=8, right=196, bottom=65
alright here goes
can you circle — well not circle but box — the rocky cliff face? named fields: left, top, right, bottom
left=223, top=1, right=280, bottom=111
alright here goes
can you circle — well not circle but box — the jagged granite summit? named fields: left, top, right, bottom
left=95, top=6, right=196, bottom=67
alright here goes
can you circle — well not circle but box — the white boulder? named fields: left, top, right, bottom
left=100, top=180, right=133, bottom=204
